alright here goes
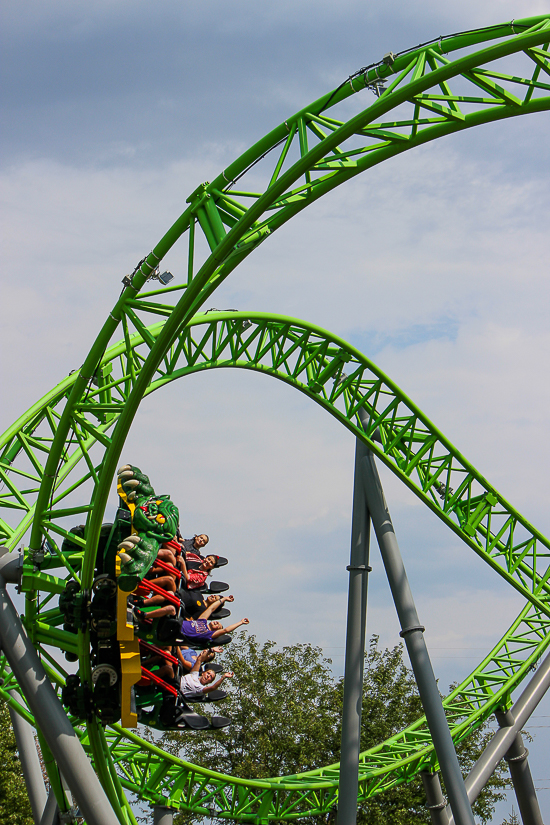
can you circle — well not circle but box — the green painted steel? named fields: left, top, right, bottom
left=1, top=15, right=549, bottom=822
left=1, top=312, right=550, bottom=819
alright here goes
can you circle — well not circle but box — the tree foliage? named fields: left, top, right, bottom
left=164, top=635, right=339, bottom=782
left=162, top=635, right=508, bottom=824
left=0, top=700, right=33, bottom=825
left=499, top=810, right=520, bottom=825
left=351, top=640, right=507, bottom=825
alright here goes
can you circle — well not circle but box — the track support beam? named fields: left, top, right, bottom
left=421, top=771, right=448, bottom=825
left=447, top=649, right=550, bottom=824
left=0, top=551, right=120, bottom=825
left=360, top=448, right=475, bottom=825
left=153, top=806, right=175, bottom=824
left=8, top=688, right=48, bottom=824
left=39, top=789, right=61, bottom=825
left=495, top=709, right=543, bottom=825
left=337, top=438, right=371, bottom=825
left=502, top=720, right=542, bottom=825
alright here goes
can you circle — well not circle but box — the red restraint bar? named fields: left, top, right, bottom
left=139, top=667, right=178, bottom=697
left=163, top=539, right=182, bottom=555
left=154, top=558, right=182, bottom=579
left=136, top=579, right=181, bottom=607
left=139, top=638, right=179, bottom=666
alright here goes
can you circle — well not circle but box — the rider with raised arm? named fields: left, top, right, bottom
left=179, top=599, right=250, bottom=642
left=177, top=645, right=222, bottom=671
left=179, top=649, right=234, bottom=695
left=180, top=592, right=234, bottom=620
left=180, top=552, right=220, bottom=590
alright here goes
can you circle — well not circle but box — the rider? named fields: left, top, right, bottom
left=180, top=553, right=219, bottom=590
left=178, top=645, right=221, bottom=671
left=151, top=597, right=250, bottom=643
left=179, top=650, right=234, bottom=695
left=178, top=597, right=250, bottom=643
left=180, top=592, right=234, bottom=620
left=134, top=593, right=235, bottom=624
left=179, top=616, right=249, bottom=644
left=155, top=649, right=233, bottom=695
left=182, top=534, right=209, bottom=557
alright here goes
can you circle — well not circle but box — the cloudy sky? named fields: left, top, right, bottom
left=1, top=1, right=550, bottom=819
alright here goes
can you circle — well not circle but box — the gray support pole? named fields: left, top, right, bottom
left=360, top=451, right=475, bottom=825
left=39, top=789, right=60, bottom=825
left=8, top=690, right=48, bottom=824
left=495, top=710, right=543, bottom=825
left=0, top=552, right=120, bottom=825
left=447, top=649, right=550, bottom=824
left=421, top=772, right=449, bottom=825
left=153, top=806, right=175, bottom=825
left=337, top=439, right=371, bottom=825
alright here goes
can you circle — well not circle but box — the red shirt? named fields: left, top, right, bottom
left=186, top=568, right=208, bottom=589
left=183, top=550, right=208, bottom=589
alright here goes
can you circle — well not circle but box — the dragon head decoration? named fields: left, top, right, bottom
left=115, top=465, right=180, bottom=592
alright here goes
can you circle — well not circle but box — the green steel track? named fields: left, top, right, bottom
left=1, top=15, right=550, bottom=822
left=1, top=313, right=549, bottom=819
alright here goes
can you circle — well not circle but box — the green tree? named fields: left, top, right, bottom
left=500, top=809, right=520, bottom=825
left=0, top=700, right=33, bottom=825
left=161, top=635, right=507, bottom=824
left=163, top=635, right=339, bottom=781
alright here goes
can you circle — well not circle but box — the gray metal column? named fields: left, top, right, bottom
left=39, top=789, right=60, bottom=825
left=153, top=805, right=175, bottom=825
left=421, top=771, right=449, bottom=825
left=494, top=710, right=542, bottom=825
left=447, top=649, right=550, bottom=824
left=0, top=551, right=120, bottom=825
left=8, top=690, right=48, bottom=824
left=360, top=451, right=475, bottom=825
left=337, top=438, right=371, bottom=825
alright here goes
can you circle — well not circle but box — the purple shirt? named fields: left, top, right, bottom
left=180, top=619, right=214, bottom=641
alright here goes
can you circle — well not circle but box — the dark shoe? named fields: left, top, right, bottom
left=210, top=716, right=231, bottom=729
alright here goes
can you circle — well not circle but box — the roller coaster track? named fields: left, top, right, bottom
left=1, top=312, right=550, bottom=818
left=1, top=14, right=549, bottom=822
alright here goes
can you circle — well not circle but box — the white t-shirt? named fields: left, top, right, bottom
left=180, top=671, right=204, bottom=694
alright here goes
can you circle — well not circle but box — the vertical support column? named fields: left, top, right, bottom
left=8, top=691, right=48, bottom=824
left=337, top=439, right=371, bottom=825
left=153, top=806, right=174, bottom=825
left=360, top=450, right=475, bottom=825
left=495, top=710, right=543, bottom=825
left=421, top=771, right=449, bottom=825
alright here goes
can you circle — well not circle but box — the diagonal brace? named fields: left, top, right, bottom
left=358, top=443, right=475, bottom=825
